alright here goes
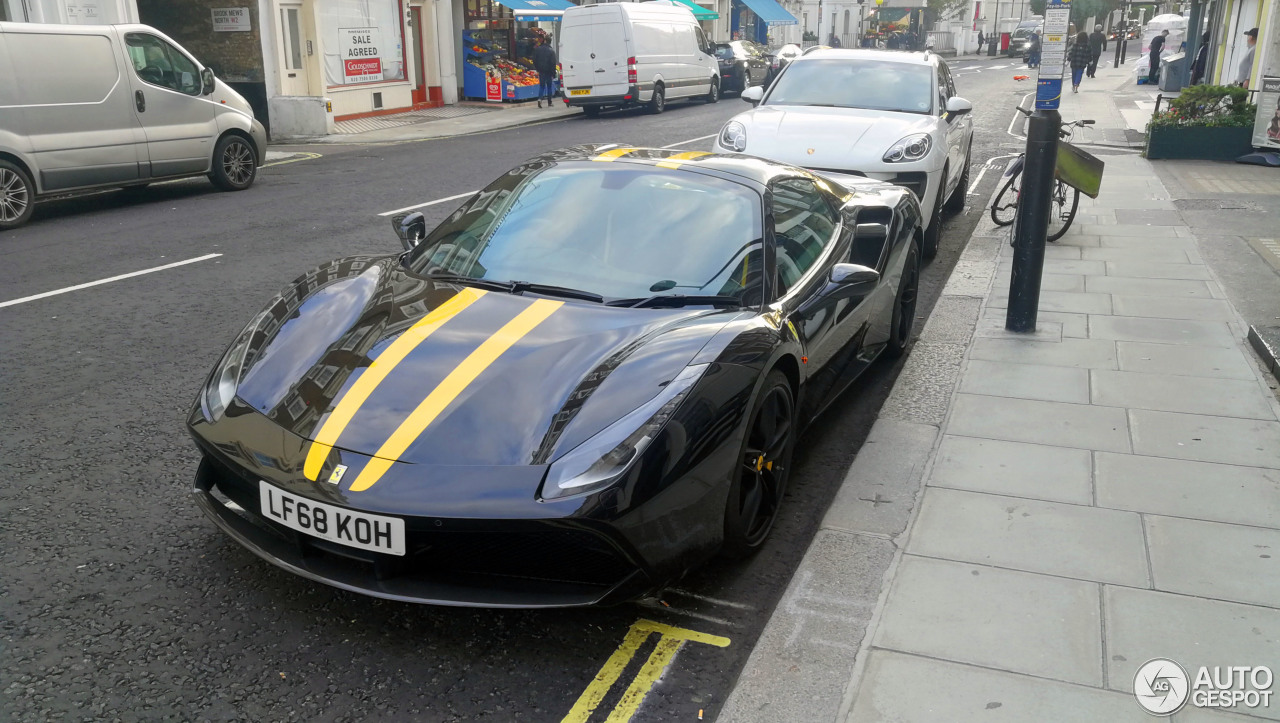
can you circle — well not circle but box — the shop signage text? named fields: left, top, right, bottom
left=211, top=8, right=251, bottom=32
left=341, top=28, right=384, bottom=82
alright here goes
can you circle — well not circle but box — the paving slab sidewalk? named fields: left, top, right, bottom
left=720, top=61, right=1280, bottom=723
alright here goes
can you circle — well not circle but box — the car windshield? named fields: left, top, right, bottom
left=765, top=58, right=935, bottom=114
left=404, top=161, right=765, bottom=303
left=714, top=44, right=737, bottom=60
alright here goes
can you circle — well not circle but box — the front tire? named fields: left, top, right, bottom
left=0, top=160, right=35, bottom=230
left=990, top=168, right=1021, bottom=227
left=648, top=84, right=665, bottom=114
left=886, top=239, right=921, bottom=358
left=705, top=78, right=720, bottom=103
left=722, top=370, right=795, bottom=559
left=944, top=146, right=971, bottom=213
left=922, top=168, right=946, bottom=260
left=209, top=134, right=257, bottom=191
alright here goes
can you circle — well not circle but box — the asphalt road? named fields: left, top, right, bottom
left=0, top=58, right=1030, bottom=722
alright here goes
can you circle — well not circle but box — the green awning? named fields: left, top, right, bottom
left=671, top=0, right=718, bottom=20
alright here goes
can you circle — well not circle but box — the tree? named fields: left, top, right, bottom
left=925, top=0, right=970, bottom=26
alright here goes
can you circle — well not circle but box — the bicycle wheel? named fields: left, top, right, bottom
left=1046, top=181, right=1081, bottom=242
left=990, top=168, right=1021, bottom=227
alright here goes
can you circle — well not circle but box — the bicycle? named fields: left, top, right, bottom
left=990, top=110, right=1095, bottom=242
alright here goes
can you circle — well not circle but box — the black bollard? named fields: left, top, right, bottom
left=1006, top=109, right=1061, bottom=332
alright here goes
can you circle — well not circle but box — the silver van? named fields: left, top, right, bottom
left=0, top=22, right=268, bottom=230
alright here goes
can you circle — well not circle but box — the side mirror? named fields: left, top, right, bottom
left=741, top=86, right=764, bottom=105
left=392, top=211, right=427, bottom=251
left=828, top=263, right=880, bottom=296
left=945, top=96, right=973, bottom=116
left=201, top=68, right=215, bottom=96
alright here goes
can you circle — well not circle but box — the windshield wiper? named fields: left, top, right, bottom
left=606, top=294, right=744, bottom=309
left=425, top=271, right=604, bottom=303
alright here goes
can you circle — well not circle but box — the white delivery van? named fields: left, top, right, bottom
left=0, top=22, right=268, bottom=230
left=559, top=1, right=720, bottom=116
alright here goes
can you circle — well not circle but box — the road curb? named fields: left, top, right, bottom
left=718, top=178, right=1012, bottom=723
left=1247, top=325, right=1280, bottom=384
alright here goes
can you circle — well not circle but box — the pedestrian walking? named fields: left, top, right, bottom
left=1236, top=27, right=1257, bottom=88
left=1087, top=24, right=1106, bottom=77
left=1147, top=29, right=1168, bottom=84
left=977, top=30, right=986, bottom=54
left=1191, top=31, right=1210, bottom=84
left=1027, top=31, right=1041, bottom=67
left=1069, top=31, right=1091, bottom=92
left=532, top=37, right=557, bottom=109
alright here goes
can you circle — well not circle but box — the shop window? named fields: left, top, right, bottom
left=318, top=0, right=407, bottom=87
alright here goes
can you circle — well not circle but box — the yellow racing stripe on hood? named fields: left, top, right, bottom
left=302, top=288, right=486, bottom=481
left=656, top=151, right=711, bottom=169
left=347, top=298, right=563, bottom=492
left=592, top=147, right=637, bottom=162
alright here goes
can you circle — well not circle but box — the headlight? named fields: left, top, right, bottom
left=883, top=133, right=932, bottom=163
left=201, top=311, right=267, bottom=422
left=541, top=364, right=708, bottom=500
left=720, top=121, right=747, bottom=152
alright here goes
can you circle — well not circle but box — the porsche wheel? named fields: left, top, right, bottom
left=944, top=146, right=971, bottom=213
left=886, top=239, right=921, bottom=358
left=722, top=370, right=795, bottom=558
left=922, top=168, right=945, bottom=260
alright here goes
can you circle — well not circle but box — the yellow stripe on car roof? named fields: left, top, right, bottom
left=592, top=147, right=638, bottom=162
left=302, top=288, right=486, bottom=481
left=655, top=151, right=711, bottom=169
left=347, top=298, right=564, bottom=492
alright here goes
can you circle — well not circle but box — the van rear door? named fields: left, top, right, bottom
left=121, top=30, right=218, bottom=178
left=561, top=10, right=630, bottom=99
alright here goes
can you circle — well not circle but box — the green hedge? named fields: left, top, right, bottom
left=1148, top=85, right=1257, bottom=128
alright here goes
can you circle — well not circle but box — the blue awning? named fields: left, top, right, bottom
left=736, top=0, right=797, bottom=26
left=501, top=0, right=576, bottom=20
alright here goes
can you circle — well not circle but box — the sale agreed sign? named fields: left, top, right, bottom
left=341, top=28, right=384, bottom=83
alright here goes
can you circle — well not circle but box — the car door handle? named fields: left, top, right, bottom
left=135, top=90, right=145, bottom=112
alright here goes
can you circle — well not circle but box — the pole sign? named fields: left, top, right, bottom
left=1035, top=1, right=1071, bottom=109
left=341, top=28, right=384, bottom=83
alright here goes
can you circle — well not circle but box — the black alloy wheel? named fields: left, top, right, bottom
left=944, top=145, right=971, bottom=213
left=722, top=370, right=796, bottom=558
left=648, top=84, right=665, bottom=114
left=922, top=166, right=946, bottom=260
left=0, top=160, right=34, bottom=230
left=886, top=240, right=921, bottom=357
left=705, top=78, right=720, bottom=103
left=209, top=135, right=257, bottom=191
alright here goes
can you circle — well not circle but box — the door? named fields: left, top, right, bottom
left=937, top=62, right=969, bottom=196
left=8, top=29, right=145, bottom=192
left=276, top=2, right=310, bottom=96
left=589, top=19, right=629, bottom=95
left=408, top=7, right=427, bottom=105
left=122, top=32, right=217, bottom=178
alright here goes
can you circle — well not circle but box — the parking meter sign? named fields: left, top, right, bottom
left=1035, top=2, right=1071, bottom=109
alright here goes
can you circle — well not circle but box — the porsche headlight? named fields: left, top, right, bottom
left=720, top=121, right=747, bottom=152
left=883, top=133, right=932, bottom=163
left=541, top=364, right=708, bottom=500
left=201, top=311, right=267, bottom=422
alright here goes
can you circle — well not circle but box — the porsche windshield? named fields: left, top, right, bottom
left=404, top=162, right=765, bottom=302
left=765, top=59, right=935, bottom=114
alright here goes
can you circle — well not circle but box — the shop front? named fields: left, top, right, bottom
left=314, top=0, right=415, bottom=118
left=731, top=0, right=796, bottom=45
left=461, top=0, right=575, bottom=102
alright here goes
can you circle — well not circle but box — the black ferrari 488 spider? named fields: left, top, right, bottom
left=189, top=144, right=923, bottom=607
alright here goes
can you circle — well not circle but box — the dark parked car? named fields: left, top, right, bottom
left=715, top=40, right=770, bottom=92
left=766, top=43, right=803, bottom=83
left=188, top=145, right=924, bottom=608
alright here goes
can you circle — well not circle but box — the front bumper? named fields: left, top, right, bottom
left=193, top=454, right=653, bottom=607
left=249, top=119, right=268, bottom=161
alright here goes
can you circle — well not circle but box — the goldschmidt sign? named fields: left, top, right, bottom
left=1134, top=658, right=1274, bottom=716
left=341, top=28, right=384, bottom=82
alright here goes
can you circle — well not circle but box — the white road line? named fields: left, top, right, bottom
left=377, top=192, right=476, bottom=217
left=967, top=165, right=990, bottom=195
left=0, top=253, right=222, bottom=309
left=1007, top=92, right=1035, bottom=140
left=661, top=134, right=717, bottom=149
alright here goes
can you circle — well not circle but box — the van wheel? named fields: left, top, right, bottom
left=648, top=84, right=665, bottom=114
left=705, top=79, right=720, bottom=103
left=583, top=106, right=601, bottom=118
left=0, top=160, right=35, bottom=231
left=209, top=135, right=257, bottom=191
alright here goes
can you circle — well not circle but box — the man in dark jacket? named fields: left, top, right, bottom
left=1148, top=29, right=1168, bottom=84
left=1087, top=24, right=1107, bottom=77
left=532, top=38, right=557, bottom=108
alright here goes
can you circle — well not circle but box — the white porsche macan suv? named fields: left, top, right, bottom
left=715, top=49, right=974, bottom=259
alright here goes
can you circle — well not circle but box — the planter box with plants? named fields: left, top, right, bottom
left=1145, top=85, right=1258, bottom=160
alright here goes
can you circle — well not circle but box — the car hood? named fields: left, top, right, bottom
left=232, top=256, right=737, bottom=467
left=736, top=105, right=938, bottom=168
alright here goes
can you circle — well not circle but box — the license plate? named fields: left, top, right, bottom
left=259, top=481, right=405, bottom=556
left=569, top=89, right=590, bottom=96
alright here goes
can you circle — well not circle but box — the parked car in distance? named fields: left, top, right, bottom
left=767, top=43, right=803, bottom=83
left=714, top=40, right=771, bottom=93
left=0, top=21, right=266, bottom=230
left=1006, top=16, right=1044, bottom=58
left=715, top=48, right=973, bottom=260
left=559, top=2, right=720, bottom=116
